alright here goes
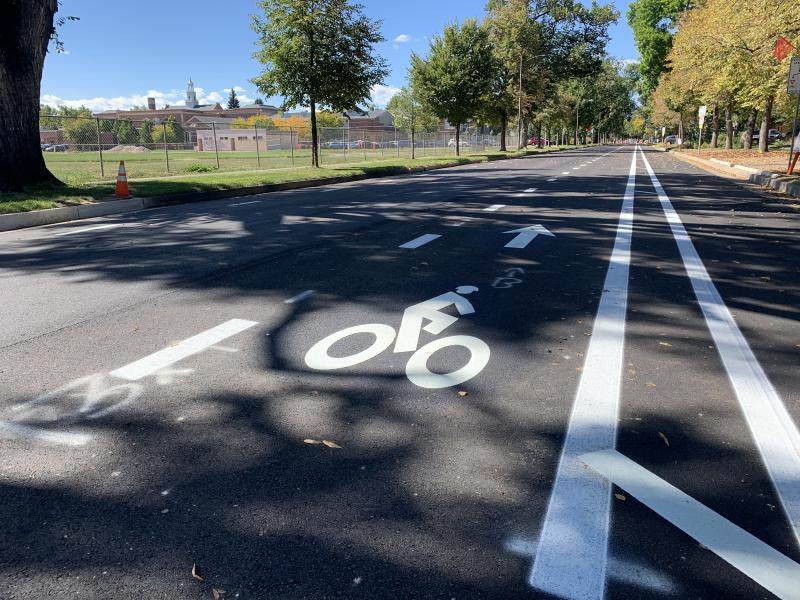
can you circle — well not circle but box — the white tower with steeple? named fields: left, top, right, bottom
left=186, top=78, right=199, bottom=108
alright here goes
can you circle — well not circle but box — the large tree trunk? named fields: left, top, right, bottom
left=454, top=123, right=460, bottom=157
left=710, top=103, right=719, bottom=148
left=309, top=98, right=319, bottom=167
left=0, top=0, right=61, bottom=191
left=724, top=102, right=733, bottom=149
left=743, top=108, right=757, bottom=149
left=411, top=128, right=415, bottom=159
left=499, top=113, right=507, bottom=152
left=758, top=96, right=773, bottom=153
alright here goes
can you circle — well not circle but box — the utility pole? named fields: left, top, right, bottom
left=517, top=54, right=523, bottom=149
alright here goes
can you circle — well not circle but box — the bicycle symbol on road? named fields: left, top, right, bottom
left=304, top=286, right=491, bottom=389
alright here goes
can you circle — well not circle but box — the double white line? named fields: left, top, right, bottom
left=531, top=147, right=800, bottom=599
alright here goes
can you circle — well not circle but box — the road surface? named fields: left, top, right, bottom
left=1, top=146, right=799, bottom=599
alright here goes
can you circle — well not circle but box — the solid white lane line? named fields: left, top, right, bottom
left=399, top=233, right=441, bottom=249
left=484, top=204, right=506, bottom=212
left=531, top=147, right=638, bottom=599
left=582, top=449, right=800, bottom=600
left=54, top=223, right=125, bottom=236
left=639, top=149, right=800, bottom=547
left=285, top=290, right=315, bottom=304
left=110, top=319, right=258, bottom=381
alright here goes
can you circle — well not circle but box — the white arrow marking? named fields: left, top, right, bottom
left=503, top=225, right=554, bottom=249
left=581, top=449, right=800, bottom=600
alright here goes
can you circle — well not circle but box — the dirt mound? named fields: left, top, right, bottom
left=107, top=145, right=151, bottom=153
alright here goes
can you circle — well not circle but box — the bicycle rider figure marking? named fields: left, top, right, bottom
left=304, top=286, right=490, bottom=389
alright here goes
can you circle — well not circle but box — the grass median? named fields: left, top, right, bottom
left=0, top=146, right=576, bottom=215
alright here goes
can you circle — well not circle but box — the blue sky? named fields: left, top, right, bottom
left=42, top=0, right=636, bottom=111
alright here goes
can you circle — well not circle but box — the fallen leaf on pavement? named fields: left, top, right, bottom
left=303, top=438, right=322, bottom=445
left=658, top=342, right=672, bottom=347
left=658, top=432, right=670, bottom=447
left=614, top=493, right=626, bottom=501
left=646, top=382, right=657, bottom=388
left=457, top=390, right=469, bottom=397
left=191, top=564, right=203, bottom=581
left=212, top=588, right=226, bottom=600
left=322, top=440, right=342, bottom=449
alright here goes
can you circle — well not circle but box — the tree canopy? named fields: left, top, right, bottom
left=253, top=0, right=389, bottom=166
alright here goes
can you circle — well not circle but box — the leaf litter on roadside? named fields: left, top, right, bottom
left=658, top=432, right=670, bottom=447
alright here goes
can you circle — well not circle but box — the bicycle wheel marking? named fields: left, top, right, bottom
left=305, top=324, right=396, bottom=370
left=406, top=335, right=490, bottom=389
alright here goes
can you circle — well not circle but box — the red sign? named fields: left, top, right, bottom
left=774, top=36, right=795, bottom=61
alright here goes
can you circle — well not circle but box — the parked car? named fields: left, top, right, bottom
left=527, top=137, right=550, bottom=146
left=447, top=138, right=470, bottom=147
left=664, top=135, right=678, bottom=145
left=751, top=129, right=783, bottom=143
left=40, top=143, right=52, bottom=151
left=44, top=144, right=68, bottom=152
left=322, top=140, right=347, bottom=149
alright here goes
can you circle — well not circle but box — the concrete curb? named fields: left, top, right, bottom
left=0, top=148, right=573, bottom=233
left=748, top=170, right=800, bottom=197
left=670, top=151, right=760, bottom=179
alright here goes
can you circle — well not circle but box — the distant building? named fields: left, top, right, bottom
left=92, top=79, right=279, bottom=125
left=344, top=109, right=394, bottom=130
left=195, top=128, right=296, bottom=152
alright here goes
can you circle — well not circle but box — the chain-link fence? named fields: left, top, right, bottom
left=39, top=115, right=512, bottom=185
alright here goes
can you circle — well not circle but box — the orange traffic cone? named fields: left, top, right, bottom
left=115, top=161, right=131, bottom=198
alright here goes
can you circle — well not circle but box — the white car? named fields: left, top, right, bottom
left=447, top=138, right=470, bottom=147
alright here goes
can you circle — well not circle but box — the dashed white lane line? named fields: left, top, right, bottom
left=640, top=148, right=800, bottom=548
left=54, top=223, right=127, bottom=236
left=285, top=290, right=316, bottom=304
left=399, top=233, right=441, bottom=249
left=547, top=178, right=558, bottom=182
left=229, top=200, right=261, bottom=206
left=531, top=147, right=638, bottom=599
left=484, top=204, right=506, bottom=212
left=582, top=449, right=800, bottom=600
left=110, top=319, right=258, bottom=381
left=524, top=188, right=538, bottom=193
left=562, top=171, right=571, bottom=175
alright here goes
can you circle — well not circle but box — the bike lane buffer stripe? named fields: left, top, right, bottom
left=110, top=319, right=259, bottom=381
left=399, top=234, right=441, bottom=249
left=581, top=449, right=800, bottom=600
left=639, top=148, right=800, bottom=548
left=530, top=147, right=639, bottom=599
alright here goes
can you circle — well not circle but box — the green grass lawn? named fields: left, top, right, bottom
left=43, top=146, right=492, bottom=184
left=2, top=145, right=577, bottom=215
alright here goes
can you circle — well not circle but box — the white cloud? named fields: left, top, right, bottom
left=41, top=84, right=257, bottom=111
left=370, top=84, right=401, bottom=107
left=393, top=34, right=411, bottom=43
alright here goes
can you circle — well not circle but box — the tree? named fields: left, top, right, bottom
left=485, top=0, right=618, bottom=149
left=387, top=86, right=439, bottom=158
left=115, top=118, right=138, bottom=144
left=254, top=97, right=265, bottom=105
left=316, top=110, right=345, bottom=128
left=253, top=0, right=389, bottom=167
left=627, top=0, right=692, bottom=98
left=232, top=115, right=275, bottom=129
left=0, top=1, right=77, bottom=190
left=227, top=88, right=240, bottom=109
left=139, top=120, right=154, bottom=145
left=410, top=19, right=495, bottom=156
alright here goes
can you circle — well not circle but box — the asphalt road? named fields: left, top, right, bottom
left=1, top=145, right=799, bottom=600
